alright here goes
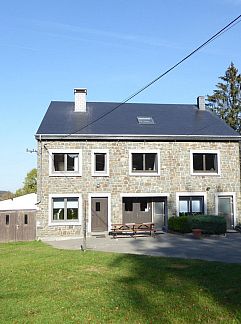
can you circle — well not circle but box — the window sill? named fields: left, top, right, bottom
left=191, top=172, right=220, bottom=176
left=92, top=173, right=109, bottom=177
left=129, top=172, right=160, bottom=176
left=49, top=172, right=82, bottom=177
left=48, top=221, right=81, bottom=226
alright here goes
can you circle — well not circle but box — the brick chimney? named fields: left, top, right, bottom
left=197, top=96, right=205, bottom=111
left=74, top=88, right=87, bottom=112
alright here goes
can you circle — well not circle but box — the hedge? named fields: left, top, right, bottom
left=168, top=215, right=226, bottom=234
left=190, top=215, right=226, bottom=234
left=168, top=216, right=192, bottom=233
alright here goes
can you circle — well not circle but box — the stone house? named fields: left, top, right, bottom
left=35, top=89, right=241, bottom=239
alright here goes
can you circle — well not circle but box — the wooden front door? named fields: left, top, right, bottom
left=91, top=197, right=108, bottom=232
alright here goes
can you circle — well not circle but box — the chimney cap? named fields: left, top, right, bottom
left=74, top=88, right=87, bottom=94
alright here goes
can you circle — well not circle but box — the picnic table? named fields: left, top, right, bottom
left=110, top=222, right=156, bottom=238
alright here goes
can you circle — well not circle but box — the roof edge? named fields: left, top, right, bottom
left=35, top=134, right=241, bottom=141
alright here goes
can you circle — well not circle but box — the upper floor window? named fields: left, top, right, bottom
left=49, top=149, right=82, bottom=176
left=91, top=149, right=109, bottom=176
left=129, top=150, right=160, bottom=176
left=190, top=150, right=220, bottom=175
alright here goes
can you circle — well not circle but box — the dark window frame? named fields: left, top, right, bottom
left=179, top=196, right=204, bottom=216
left=52, top=197, right=79, bottom=222
left=94, top=153, right=107, bottom=173
left=52, top=153, right=79, bottom=173
left=24, top=214, right=28, bottom=225
left=131, top=152, right=158, bottom=173
left=192, top=152, right=218, bottom=174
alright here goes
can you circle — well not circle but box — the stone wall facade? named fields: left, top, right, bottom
left=36, top=139, right=241, bottom=239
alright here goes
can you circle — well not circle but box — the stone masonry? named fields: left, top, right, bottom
left=36, top=139, right=241, bottom=239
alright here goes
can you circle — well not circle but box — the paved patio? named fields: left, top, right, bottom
left=44, top=232, right=241, bottom=264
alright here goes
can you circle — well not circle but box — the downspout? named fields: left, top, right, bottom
left=36, top=134, right=42, bottom=205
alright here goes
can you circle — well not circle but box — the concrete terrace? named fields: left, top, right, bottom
left=44, top=232, right=241, bottom=264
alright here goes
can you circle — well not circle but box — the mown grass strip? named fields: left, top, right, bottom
left=0, top=241, right=241, bottom=323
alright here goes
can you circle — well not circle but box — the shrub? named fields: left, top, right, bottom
left=189, top=215, right=226, bottom=234
left=168, top=216, right=192, bottom=233
left=168, top=215, right=226, bottom=235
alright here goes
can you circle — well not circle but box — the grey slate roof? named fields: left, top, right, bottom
left=35, top=101, right=241, bottom=141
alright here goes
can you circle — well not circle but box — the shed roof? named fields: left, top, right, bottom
left=0, top=193, right=37, bottom=211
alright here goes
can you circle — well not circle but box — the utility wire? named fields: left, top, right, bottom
left=62, top=14, right=241, bottom=138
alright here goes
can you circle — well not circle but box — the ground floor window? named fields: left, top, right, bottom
left=50, top=195, right=81, bottom=224
left=179, top=196, right=204, bottom=216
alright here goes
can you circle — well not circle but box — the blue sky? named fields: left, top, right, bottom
left=1, top=0, right=241, bottom=192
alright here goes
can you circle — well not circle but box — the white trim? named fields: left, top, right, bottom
left=36, top=133, right=241, bottom=141
left=215, top=192, right=237, bottom=227
left=48, top=149, right=82, bottom=177
left=48, top=193, right=82, bottom=226
left=190, top=149, right=221, bottom=176
left=129, top=149, right=160, bottom=176
left=176, top=192, right=207, bottom=216
left=88, top=193, right=111, bottom=233
left=91, top=149, right=109, bottom=177
left=120, top=193, right=169, bottom=198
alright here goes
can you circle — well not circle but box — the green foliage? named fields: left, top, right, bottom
left=1, top=241, right=241, bottom=323
left=207, top=62, right=241, bottom=133
left=169, top=215, right=226, bottom=235
left=168, top=216, right=192, bottom=233
left=15, top=168, right=37, bottom=197
left=0, top=191, right=14, bottom=201
left=190, top=215, right=226, bottom=234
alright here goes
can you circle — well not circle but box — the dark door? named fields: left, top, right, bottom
left=91, top=197, right=108, bottom=232
left=123, top=198, right=152, bottom=223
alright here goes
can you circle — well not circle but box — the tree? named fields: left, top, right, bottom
left=15, top=168, right=37, bottom=197
left=0, top=191, right=14, bottom=201
left=207, top=62, right=241, bottom=133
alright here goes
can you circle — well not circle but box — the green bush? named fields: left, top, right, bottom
left=168, top=215, right=226, bottom=235
left=190, top=215, right=226, bottom=234
left=168, top=216, right=192, bottom=233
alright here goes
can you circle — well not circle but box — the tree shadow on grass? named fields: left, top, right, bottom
left=107, top=248, right=241, bottom=323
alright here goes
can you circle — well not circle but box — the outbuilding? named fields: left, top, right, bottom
left=0, top=193, right=37, bottom=242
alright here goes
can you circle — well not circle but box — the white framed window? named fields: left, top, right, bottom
left=91, top=149, right=109, bottom=176
left=190, top=150, right=220, bottom=176
left=176, top=192, right=207, bottom=216
left=129, top=150, right=160, bottom=176
left=49, top=149, right=82, bottom=176
left=49, top=194, right=82, bottom=226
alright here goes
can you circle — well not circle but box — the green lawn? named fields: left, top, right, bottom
left=0, top=241, right=241, bottom=323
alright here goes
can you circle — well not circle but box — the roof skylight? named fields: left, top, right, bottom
left=137, top=116, right=155, bottom=125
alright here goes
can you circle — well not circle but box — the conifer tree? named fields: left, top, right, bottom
left=207, top=62, right=241, bottom=133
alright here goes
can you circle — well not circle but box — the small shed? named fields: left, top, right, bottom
left=0, top=193, right=37, bottom=242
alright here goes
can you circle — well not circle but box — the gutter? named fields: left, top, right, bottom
left=35, top=133, right=241, bottom=142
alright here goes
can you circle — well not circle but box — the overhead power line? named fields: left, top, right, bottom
left=64, top=14, right=241, bottom=138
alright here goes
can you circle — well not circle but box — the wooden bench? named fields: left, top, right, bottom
left=110, top=222, right=156, bottom=238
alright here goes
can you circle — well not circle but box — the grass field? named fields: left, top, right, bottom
left=1, top=241, right=241, bottom=323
